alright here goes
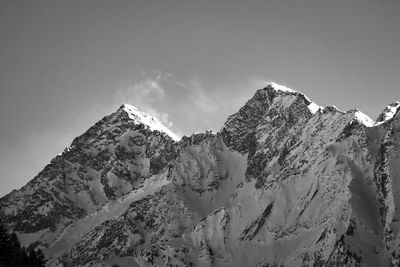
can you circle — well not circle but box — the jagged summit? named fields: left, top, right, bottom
left=268, top=82, right=298, bottom=93
left=118, top=103, right=180, bottom=141
left=263, top=82, right=397, bottom=127
left=263, top=82, right=321, bottom=114
left=376, top=101, right=400, bottom=123
left=118, top=103, right=138, bottom=111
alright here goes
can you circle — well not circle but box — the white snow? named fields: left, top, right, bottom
left=308, top=102, right=321, bottom=114
left=354, top=110, right=375, bottom=127
left=121, top=104, right=181, bottom=141
left=269, top=82, right=297, bottom=93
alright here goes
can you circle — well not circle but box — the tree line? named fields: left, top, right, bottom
left=0, top=221, right=46, bottom=267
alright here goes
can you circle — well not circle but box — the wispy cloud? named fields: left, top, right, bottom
left=113, top=72, right=174, bottom=127
left=110, top=71, right=270, bottom=136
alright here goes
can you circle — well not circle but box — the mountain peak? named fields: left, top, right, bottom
left=268, top=82, right=298, bottom=93
left=376, top=101, right=400, bottom=123
left=262, top=82, right=321, bottom=114
left=264, top=83, right=391, bottom=126
left=117, top=103, right=180, bottom=141
left=119, top=103, right=139, bottom=111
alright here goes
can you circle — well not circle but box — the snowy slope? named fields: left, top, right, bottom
left=376, top=102, right=400, bottom=123
left=1, top=82, right=399, bottom=266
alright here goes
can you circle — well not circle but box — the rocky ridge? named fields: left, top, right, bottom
left=1, top=83, right=400, bottom=266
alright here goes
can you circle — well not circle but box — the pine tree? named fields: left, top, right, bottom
left=9, top=232, right=22, bottom=266
left=0, top=221, right=46, bottom=267
left=0, top=222, right=10, bottom=266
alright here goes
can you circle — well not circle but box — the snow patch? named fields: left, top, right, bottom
left=308, top=102, right=321, bottom=114
left=354, top=110, right=375, bottom=127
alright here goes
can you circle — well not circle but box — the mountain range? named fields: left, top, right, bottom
left=1, top=82, right=400, bottom=266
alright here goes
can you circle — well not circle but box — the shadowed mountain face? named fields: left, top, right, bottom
left=1, top=83, right=400, bottom=266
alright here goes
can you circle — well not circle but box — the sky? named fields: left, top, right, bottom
left=0, top=0, right=399, bottom=196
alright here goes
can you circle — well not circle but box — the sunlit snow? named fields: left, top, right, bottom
left=269, top=82, right=297, bottom=93
left=121, top=104, right=181, bottom=141
left=354, top=110, right=375, bottom=127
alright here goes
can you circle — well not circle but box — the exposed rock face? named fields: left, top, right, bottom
left=1, top=83, right=399, bottom=266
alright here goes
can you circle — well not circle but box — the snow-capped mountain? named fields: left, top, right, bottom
left=1, top=83, right=400, bottom=266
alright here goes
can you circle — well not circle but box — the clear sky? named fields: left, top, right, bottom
left=0, top=0, right=399, bottom=196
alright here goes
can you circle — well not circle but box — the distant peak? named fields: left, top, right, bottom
left=376, top=101, right=400, bottom=123
left=117, top=104, right=180, bottom=141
